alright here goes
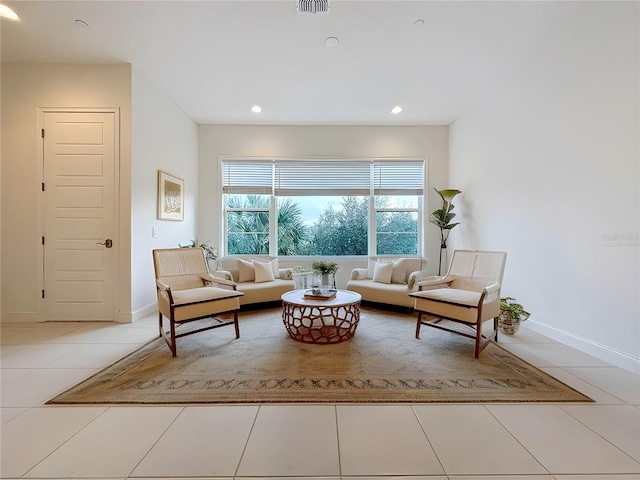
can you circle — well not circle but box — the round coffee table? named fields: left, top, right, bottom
left=281, top=289, right=361, bottom=344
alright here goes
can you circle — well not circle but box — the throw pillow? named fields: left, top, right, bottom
left=237, top=258, right=255, bottom=283
left=367, top=258, right=379, bottom=279
left=268, top=258, right=280, bottom=279
left=391, top=258, right=409, bottom=284
left=372, top=261, right=393, bottom=284
left=253, top=260, right=275, bottom=283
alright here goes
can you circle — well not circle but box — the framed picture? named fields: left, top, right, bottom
left=157, top=170, right=184, bottom=221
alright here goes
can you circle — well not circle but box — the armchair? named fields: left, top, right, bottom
left=409, top=250, right=507, bottom=357
left=152, top=248, right=244, bottom=356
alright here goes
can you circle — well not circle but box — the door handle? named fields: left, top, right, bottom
left=96, top=239, right=113, bottom=248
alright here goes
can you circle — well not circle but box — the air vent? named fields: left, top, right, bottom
left=297, top=0, right=330, bottom=14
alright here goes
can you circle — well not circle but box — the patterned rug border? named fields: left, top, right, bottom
left=47, top=308, right=593, bottom=405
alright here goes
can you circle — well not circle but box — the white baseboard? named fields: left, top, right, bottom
left=130, top=302, right=157, bottom=323
left=2, top=305, right=157, bottom=324
left=526, top=319, right=640, bottom=375
left=1, top=312, right=39, bottom=323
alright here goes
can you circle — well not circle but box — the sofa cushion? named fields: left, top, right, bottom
left=346, top=279, right=415, bottom=308
left=253, top=260, right=275, bottom=283
left=235, top=278, right=294, bottom=305
left=373, top=261, right=393, bottom=284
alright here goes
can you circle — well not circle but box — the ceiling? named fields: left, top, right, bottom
left=0, top=1, right=593, bottom=125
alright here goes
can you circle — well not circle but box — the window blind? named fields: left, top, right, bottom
left=222, top=160, right=273, bottom=194
left=373, top=160, right=424, bottom=195
left=221, top=158, right=424, bottom=196
left=274, top=160, right=371, bottom=196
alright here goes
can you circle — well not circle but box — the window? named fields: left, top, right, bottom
left=226, top=194, right=271, bottom=255
left=375, top=196, right=420, bottom=255
left=222, top=158, right=425, bottom=257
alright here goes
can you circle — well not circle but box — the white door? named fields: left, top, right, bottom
left=41, top=111, right=118, bottom=321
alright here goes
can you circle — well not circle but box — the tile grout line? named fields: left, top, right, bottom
left=410, top=404, right=446, bottom=476
left=126, top=405, right=187, bottom=478
left=19, top=405, right=112, bottom=479
left=233, top=404, right=262, bottom=478
left=334, top=404, right=342, bottom=477
left=557, top=403, right=640, bottom=467
left=482, top=404, right=551, bottom=476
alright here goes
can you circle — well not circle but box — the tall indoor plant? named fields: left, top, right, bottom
left=429, top=188, right=462, bottom=275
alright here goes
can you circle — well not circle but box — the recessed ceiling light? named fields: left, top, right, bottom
left=0, top=4, right=20, bottom=21
left=391, top=106, right=403, bottom=114
left=75, top=19, right=90, bottom=28
left=325, top=36, right=339, bottom=48
left=251, top=105, right=263, bottom=113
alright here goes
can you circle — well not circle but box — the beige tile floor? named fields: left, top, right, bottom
left=1, top=311, right=639, bottom=479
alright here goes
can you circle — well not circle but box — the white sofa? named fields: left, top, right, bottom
left=214, top=256, right=294, bottom=307
left=346, top=257, right=429, bottom=310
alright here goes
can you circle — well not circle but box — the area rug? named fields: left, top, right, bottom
left=48, top=307, right=592, bottom=404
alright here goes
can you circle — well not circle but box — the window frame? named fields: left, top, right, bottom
left=370, top=198, right=423, bottom=256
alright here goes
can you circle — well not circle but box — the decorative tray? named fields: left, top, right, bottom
left=304, top=289, right=337, bottom=300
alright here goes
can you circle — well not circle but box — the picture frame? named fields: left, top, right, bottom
left=157, top=170, right=184, bottom=221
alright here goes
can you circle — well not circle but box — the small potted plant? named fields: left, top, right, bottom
left=311, top=260, right=340, bottom=289
left=498, top=297, right=531, bottom=335
left=179, top=238, right=218, bottom=270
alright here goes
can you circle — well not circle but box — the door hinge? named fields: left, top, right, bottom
left=42, top=290, right=45, bottom=299
left=41, top=182, right=45, bottom=192
left=41, top=128, right=45, bottom=138
left=42, top=236, right=45, bottom=245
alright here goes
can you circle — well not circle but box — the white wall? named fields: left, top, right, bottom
left=130, top=68, right=199, bottom=319
left=198, top=124, right=449, bottom=285
left=1, top=64, right=132, bottom=322
left=449, top=3, right=639, bottom=371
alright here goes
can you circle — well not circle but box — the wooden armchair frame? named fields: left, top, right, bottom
left=410, top=250, right=507, bottom=358
left=152, top=248, right=244, bottom=356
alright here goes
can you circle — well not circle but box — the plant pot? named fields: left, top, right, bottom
left=498, top=311, right=521, bottom=335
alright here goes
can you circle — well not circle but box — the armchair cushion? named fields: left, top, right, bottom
left=170, top=286, right=243, bottom=306
left=411, top=288, right=482, bottom=307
